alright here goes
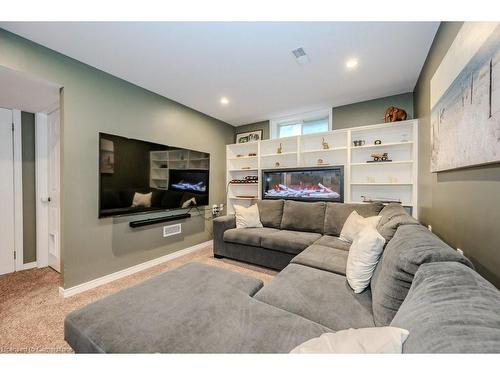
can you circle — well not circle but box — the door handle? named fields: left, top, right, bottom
left=41, top=197, right=51, bottom=203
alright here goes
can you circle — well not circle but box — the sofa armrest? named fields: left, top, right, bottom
left=213, top=215, right=236, bottom=256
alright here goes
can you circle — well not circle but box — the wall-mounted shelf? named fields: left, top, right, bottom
left=351, top=160, right=413, bottom=166
left=351, top=141, right=413, bottom=150
left=226, top=119, right=418, bottom=218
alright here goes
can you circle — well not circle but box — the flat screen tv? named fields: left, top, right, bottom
left=262, top=166, right=343, bottom=202
left=99, top=132, right=210, bottom=218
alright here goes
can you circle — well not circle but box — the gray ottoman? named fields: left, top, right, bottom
left=65, top=262, right=330, bottom=353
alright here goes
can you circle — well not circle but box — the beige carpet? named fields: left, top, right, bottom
left=0, top=245, right=277, bottom=353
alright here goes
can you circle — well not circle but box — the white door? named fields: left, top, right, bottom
left=0, top=108, right=15, bottom=275
left=47, top=109, right=61, bottom=272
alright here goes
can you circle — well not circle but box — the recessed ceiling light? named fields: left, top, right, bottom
left=220, top=97, right=229, bottom=105
left=346, top=58, right=359, bottom=70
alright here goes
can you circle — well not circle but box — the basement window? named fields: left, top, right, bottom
left=271, top=109, right=332, bottom=139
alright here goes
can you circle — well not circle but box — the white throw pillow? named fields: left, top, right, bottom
left=339, top=210, right=381, bottom=242
left=234, top=204, right=263, bottom=229
left=290, top=327, right=409, bottom=354
left=346, top=227, right=386, bottom=293
left=131, top=192, right=152, bottom=208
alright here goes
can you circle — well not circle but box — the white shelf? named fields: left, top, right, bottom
left=349, top=201, right=413, bottom=206
left=229, top=155, right=258, bottom=160
left=261, top=152, right=297, bottom=157
left=351, top=141, right=413, bottom=149
left=228, top=196, right=258, bottom=200
left=301, top=147, right=347, bottom=153
left=228, top=168, right=258, bottom=172
left=350, top=160, right=413, bottom=166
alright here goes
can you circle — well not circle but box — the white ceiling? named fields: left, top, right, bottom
left=0, top=66, right=60, bottom=113
left=0, top=22, right=439, bottom=126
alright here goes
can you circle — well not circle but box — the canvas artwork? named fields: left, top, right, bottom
left=235, top=129, right=263, bottom=143
left=430, top=22, right=500, bottom=172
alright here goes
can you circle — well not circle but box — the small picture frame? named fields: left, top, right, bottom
left=235, top=129, right=263, bottom=144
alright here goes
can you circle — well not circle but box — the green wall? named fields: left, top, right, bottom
left=234, top=120, right=270, bottom=140
left=235, top=93, right=413, bottom=137
left=414, top=22, right=500, bottom=288
left=331, top=93, right=413, bottom=130
left=21, top=111, right=36, bottom=264
left=0, top=29, right=234, bottom=288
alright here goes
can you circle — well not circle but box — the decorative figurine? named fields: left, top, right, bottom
left=384, top=106, right=407, bottom=122
left=322, top=137, right=329, bottom=150
left=274, top=162, right=280, bottom=168
left=277, top=143, right=283, bottom=154
left=374, top=140, right=382, bottom=145
left=353, top=140, right=366, bottom=147
left=370, top=153, right=389, bottom=162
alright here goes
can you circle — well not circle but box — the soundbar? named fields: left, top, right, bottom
left=129, top=213, right=191, bottom=228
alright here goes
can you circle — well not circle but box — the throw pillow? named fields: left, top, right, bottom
left=234, top=204, right=263, bottom=229
left=346, top=227, right=386, bottom=293
left=290, top=327, right=409, bottom=354
left=131, top=192, right=152, bottom=208
left=339, top=210, right=381, bottom=242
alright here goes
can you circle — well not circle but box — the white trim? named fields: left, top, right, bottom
left=35, top=113, right=49, bottom=268
left=59, top=240, right=213, bottom=298
left=21, top=261, right=38, bottom=270
left=13, top=109, right=24, bottom=271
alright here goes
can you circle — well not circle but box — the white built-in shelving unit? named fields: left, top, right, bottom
left=226, top=119, right=418, bottom=218
left=150, top=149, right=209, bottom=190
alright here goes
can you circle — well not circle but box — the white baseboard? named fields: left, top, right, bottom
left=59, top=240, right=213, bottom=298
left=21, top=262, right=38, bottom=270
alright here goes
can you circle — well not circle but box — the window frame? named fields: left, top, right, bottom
left=270, top=108, right=333, bottom=139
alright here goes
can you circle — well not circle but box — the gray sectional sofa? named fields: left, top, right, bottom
left=64, top=201, right=500, bottom=353
left=213, top=200, right=416, bottom=270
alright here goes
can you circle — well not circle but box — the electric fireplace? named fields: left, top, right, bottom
left=262, top=166, right=344, bottom=202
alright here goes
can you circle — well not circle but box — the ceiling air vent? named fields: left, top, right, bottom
left=291, top=47, right=310, bottom=65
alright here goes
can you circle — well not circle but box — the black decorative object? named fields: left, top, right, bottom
left=374, top=140, right=382, bottom=145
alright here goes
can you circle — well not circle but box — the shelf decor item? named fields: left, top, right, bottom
left=274, top=162, right=280, bottom=168
left=374, top=140, right=382, bottom=145
left=368, top=153, right=391, bottom=162
left=317, top=158, right=325, bottom=165
left=353, top=140, right=365, bottom=147
left=384, top=106, right=407, bottom=122
left=322, top=137, right=330, bottom=150
left=235, top=129, right=263, bottom=144
left=277, top=143, right=283, bottom=154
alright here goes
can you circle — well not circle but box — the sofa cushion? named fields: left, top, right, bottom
left=257, top=199, right=284, bottom=229
left=313, top=235, right=351, bottom=251
left=391, top=262, right=500, bottom=353
left=371, top=225, right=474, bottom=326
left=254, top=263, right=374, bottom=331
left=65, top=262, right=332, bottom=353
left=224, top=227, right=279, bottom=247
left=376, top=203, right=419, bottom=243
left=281, top=201, right=326, bottom=234
left=291, top=245, right=348, bottom=276
left=324, top=203, right=384, bottom=237
left=261, top=230, right=321, bottom=255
